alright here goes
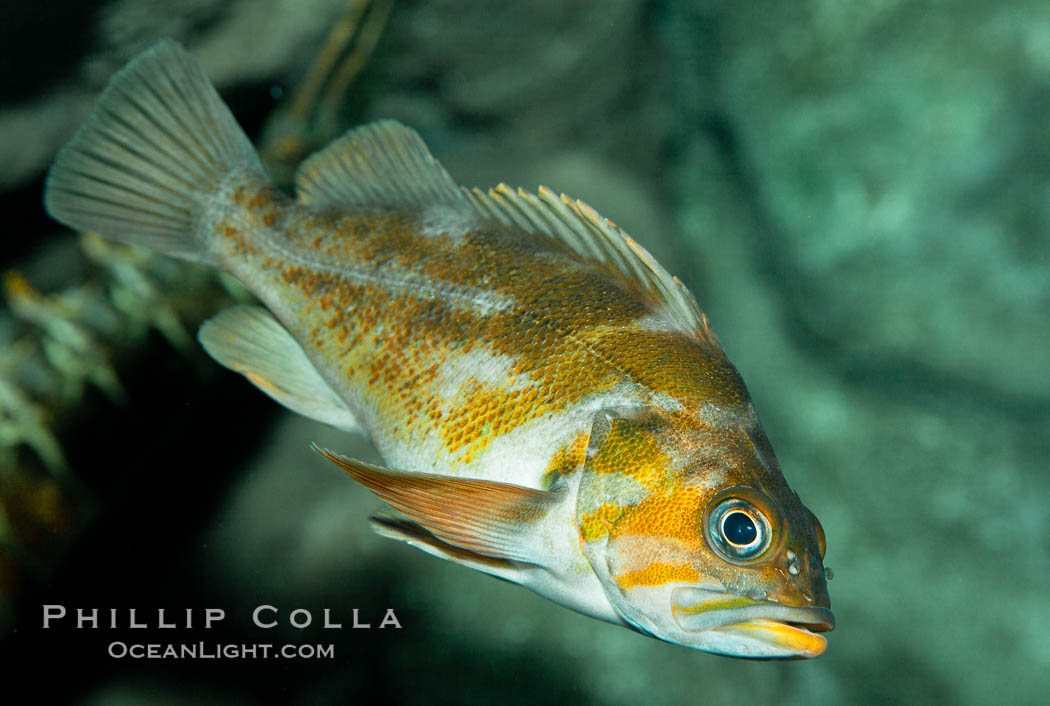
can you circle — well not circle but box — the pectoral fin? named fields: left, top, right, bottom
left=314, top=446, right=560, bottom=565
left=199, top=306, right=361, bottom=432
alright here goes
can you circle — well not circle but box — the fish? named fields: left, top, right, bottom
left=44, top=40, right=834, bottom=658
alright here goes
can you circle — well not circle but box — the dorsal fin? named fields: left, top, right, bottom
left=295, top=119, right=466, bottom=210
left=463, top=184, right=713, bottom=339
left=296, top=119, right=717, bottom=343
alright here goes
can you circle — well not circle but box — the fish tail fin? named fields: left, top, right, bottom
left=44, top=39, right=263, bottom=264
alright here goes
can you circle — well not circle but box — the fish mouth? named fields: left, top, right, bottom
left=708, top=616, right=832, bottom=659
left=671, top=587, right=835, bottom=659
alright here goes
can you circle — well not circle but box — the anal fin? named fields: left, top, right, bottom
left=198, top=305, right=361, bottom=432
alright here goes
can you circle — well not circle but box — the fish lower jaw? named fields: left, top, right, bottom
left=669, top=587, right=835, bottom=659
left=708, top=618, right=829, bottom=659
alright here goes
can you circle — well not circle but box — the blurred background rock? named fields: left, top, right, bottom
left=1, top=0, right=1047, bottom=704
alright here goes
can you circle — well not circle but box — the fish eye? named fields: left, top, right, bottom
left=706, top=497, right=772, bottom=563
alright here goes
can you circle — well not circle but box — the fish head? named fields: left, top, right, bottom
left=576, top=408, right=833, bottom=658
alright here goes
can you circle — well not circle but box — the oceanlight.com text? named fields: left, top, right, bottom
left=107, top=641, right=335, bottom=659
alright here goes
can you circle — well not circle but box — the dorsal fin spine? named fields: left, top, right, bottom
left=466, top=181, right=710, bottom=337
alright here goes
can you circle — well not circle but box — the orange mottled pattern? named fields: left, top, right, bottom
left=212, top=180, right=748, bottom=477
left=218, top=182, right=288, bottom=257
left=575, top=414, right=714, bottom=584
left=540, top=432, right=590, bottom=488
left=579, top=455, right=706, bottom=550
left=614, top=562, right=702, bottom=589
left=585, top=415, right=680, bottom=494
left=612, top=484, right=705, bottom=547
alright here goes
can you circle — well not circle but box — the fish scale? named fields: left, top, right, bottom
left=44, top=39, right=834, bottom=658
left=246, top=205, right=647, bottom=474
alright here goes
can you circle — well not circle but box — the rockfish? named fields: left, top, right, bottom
left=44, top=41, right=833, bottom=657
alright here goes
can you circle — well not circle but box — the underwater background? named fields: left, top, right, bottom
left=2, top=0, right=1048, bottom=703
